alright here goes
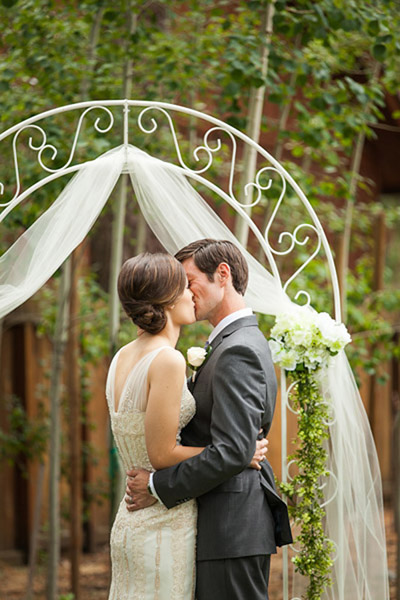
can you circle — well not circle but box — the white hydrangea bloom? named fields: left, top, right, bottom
left=269, top=310, right=351, bottom=372
left=278, top=349, right=298, bottom=371
left=269, top=339, right=283, bottom=363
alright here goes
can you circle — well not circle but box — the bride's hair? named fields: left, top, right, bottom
left=118, top=253, right=186, bottom=334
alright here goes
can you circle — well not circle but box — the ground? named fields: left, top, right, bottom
left=0, top=504, right=397, bottom=600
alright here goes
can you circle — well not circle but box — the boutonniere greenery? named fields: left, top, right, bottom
left=187, top=345, right=212, bottom=382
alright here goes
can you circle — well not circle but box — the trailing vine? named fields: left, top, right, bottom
left=269, top=310, right=351, bottom=599
left=280, top=370, right=334, bottom=599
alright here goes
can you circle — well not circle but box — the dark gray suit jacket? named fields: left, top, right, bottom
left=153, top=315, right=292, bottom=561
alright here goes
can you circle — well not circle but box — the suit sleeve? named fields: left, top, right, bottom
left=153, top=344, right=267, bottom=508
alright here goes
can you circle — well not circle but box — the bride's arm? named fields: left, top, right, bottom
left=144, top=349, right=268, bottom=471
left=145, top=349, right=204, bottom=470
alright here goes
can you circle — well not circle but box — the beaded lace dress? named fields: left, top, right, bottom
left=106, top=346, right=197, bottom=600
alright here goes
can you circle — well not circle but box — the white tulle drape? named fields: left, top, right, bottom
left=0, top=144, right=388, bottom=599
left=0, top=150, right=122, bottom=317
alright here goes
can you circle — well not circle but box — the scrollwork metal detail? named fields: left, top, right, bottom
left=0, top=105, right=114, bottom=209
left=284, top=379, right=301, bottom=415
left=138, top=106, right=220, bottom=174
left=262, top=169, right=323, bottom=298
left=136, top=106, right=328, bottom=303
left=320, top=470, right=339, bottom=509
left=138, top=106, right=277, bottom=210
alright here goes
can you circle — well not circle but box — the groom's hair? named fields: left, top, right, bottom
left=175, top=239, right=249, bottom=296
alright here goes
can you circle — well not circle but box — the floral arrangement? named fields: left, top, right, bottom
left=187, top=345, right=212, bottom=381
left=269, top=310, right=351, bottom=600
left=269, top=310, right=351, bottom=372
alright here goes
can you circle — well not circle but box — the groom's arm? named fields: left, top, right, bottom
left=151, top=343, right=268, bottom=508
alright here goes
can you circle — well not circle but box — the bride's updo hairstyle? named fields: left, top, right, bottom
left=117, top=253, right=186, bottom=334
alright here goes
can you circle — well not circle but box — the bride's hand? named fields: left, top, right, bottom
left=249, top=437, right=269, bottom=470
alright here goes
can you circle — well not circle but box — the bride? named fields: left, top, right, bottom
left=105, top=251, right=267, bottom=599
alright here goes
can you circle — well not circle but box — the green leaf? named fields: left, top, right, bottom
left=378, top=34, right=393, bottom=44
left=372, top=43, right=387, bottom=60
left=367, top=19, right=380, bottom=36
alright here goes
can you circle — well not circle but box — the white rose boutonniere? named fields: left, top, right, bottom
left=187, top=345, right=212, bottom=381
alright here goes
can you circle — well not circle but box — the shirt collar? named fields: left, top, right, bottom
left=208, top=307, right=253, bottom=345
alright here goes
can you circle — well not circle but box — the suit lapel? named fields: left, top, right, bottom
left=190, top=315, right=258, bottom=388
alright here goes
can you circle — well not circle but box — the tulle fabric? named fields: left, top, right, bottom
left=0, top=144, right=389, bottom=599
left=0, top=149, right=122, bottom=317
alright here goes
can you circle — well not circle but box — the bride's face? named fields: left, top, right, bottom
left=168, top=281, right=196, bottom=325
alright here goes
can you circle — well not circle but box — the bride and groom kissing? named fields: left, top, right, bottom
left=106, top=238, right=292, bottom=600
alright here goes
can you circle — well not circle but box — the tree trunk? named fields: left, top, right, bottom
left=337, top=130, right=366, bottom=322
left=396, top=410, right=400, bottom=600
left=257, top=34, right=300, bottom=262
left=109, top=4, right=137, bottom=355
left=68, top=251, right=82, bottom=600
left=25, top=462, right=45, bottom=600
left=109, top=175, right=129, bottom=356
left=338, top=63, right=381, bottom=321
left=108, top=3, right=137, bottom=520
left=47, top=260, right=71, bottom=600
left=80, top=4, right=105, bottom=99
left=59, top=6, right=107, bottom=594
left=234, top=0, right=276, bottom=247
left=368, top=213, right=386, bottom=434
left=392, top=370, right=400, bottom=600
left=392, top=333, right=400, bottom=600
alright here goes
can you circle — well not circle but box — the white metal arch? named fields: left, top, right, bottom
left=0, top=99, right=343, bottom=600
left=0, top=99, right=341, bottom=319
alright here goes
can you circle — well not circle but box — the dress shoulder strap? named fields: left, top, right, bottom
left=109, top=346, right=177, bottom=414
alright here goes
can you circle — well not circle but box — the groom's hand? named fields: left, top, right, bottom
left=125, top=467, right=157, bottom=512
left=249, top=436, right=269, bottom=470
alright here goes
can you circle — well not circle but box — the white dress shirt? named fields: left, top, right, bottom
left=207, top=307, right=253, bottom=345
left=148, top=306, right=253, bottom=502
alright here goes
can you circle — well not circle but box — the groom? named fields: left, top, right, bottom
left=125, top=239, right=292, bottom=599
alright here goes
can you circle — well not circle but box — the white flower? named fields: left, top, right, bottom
left=269, top=339, right=283, bottom=363
left=278, top=349, right=298, bottom=371
left=315, top=312, right=352, bottom=351
left=269, top=310, right=351, bottom=373
left=303, top=347, right=327, bottom=370
left=271, top=313, right=293, bottom=337
left=287, top=325, right=314, bottom=347
left=187, top=346, right=207, bottom=368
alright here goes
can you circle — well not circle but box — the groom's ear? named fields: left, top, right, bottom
left=216, top=262, right=231, bottom=286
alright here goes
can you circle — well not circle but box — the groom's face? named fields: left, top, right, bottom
left=182, top=258, right=223, bottom=324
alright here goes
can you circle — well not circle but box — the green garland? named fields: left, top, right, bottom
left=269, top=310, right=351, bottom=599
left=279, top=369, right=334, bottom=600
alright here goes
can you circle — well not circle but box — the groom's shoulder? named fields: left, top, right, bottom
left=224, top=320, right=269, bottom=354
left=231, top=316, right=267, bottom=342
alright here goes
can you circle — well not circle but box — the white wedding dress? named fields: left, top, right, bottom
left=106, top=346, right=197, bottom=600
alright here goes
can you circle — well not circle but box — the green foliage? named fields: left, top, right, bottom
left=0, top=396, right=49, bottom=472
left=177, top=321, right=212, bottom=357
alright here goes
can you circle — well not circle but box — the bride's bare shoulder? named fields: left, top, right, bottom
left=150, top=347, right=186, bottom=375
